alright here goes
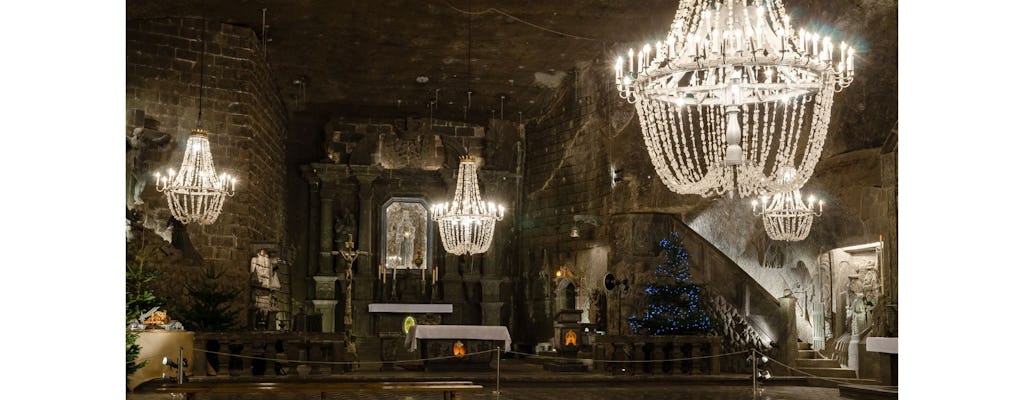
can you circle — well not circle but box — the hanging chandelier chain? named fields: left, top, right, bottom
left=153, top=13, right=237, bottom=225
left=198, top=16, right=205, bottom=128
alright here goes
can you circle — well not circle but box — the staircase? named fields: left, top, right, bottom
left=793, top=342, right=860, bottom=381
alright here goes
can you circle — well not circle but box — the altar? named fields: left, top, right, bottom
left=404, top=325, right=511, bottom=371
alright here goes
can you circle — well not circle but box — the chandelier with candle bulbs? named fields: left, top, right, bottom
left=431, top=156, right=505, bottom=255
left=154, top=129, right=236, bottom=225
left=152, top=20, right=236, bottom=225
left=751, top=167, right=823, bottom=241
left=613, top=0, right=855, bottom=198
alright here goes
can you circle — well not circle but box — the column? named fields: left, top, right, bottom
left=300, top=167, right=321, bottom=313
left=352, top=172, right=378, bottom=339
left=313, top=275, right=339, bottom=333
left=479, top=173, right=505, bottom=326
left=777, top=293, right=798, bottom=374
left=319, top=193, right=335, bottom=276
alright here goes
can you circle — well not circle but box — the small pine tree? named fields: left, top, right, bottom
left=178, top=265, right=240, bottom=332
left=126, top=237, right=162, bottom=375
left=628, top=231, right=715, bottom=335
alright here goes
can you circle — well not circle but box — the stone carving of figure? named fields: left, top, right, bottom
left=126, top=126, right=170, bottom=210
left=251, top=249, right=274, bottom=289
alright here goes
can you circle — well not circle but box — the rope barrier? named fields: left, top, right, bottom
left=192, top=343, right=860, bottom=386
left=195, top=347, right=500, bottom=366
left=758, top=351, right=858, bottom=386
left=506, top=349, right=750, bottom=363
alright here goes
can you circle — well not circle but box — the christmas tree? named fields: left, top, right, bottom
left=628, top=231, right=714, bottom=335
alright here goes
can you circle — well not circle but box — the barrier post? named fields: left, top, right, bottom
left=495, top=347, right=502, bottom=395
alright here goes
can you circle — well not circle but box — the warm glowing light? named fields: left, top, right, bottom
left=431, top=156, right=506, bottom=255
left=565, top=330, right=578, bottom=346
left=453, top=340, right=467, bottom=357
left=154, top=128, right=236, bottom=225
left=612, top=0, right=856, bottom=198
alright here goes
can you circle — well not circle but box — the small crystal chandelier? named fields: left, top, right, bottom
left=152, top=20, right=236, bottom=225
left=613, top=0, right=855, bottom=198
left=431, top=156, right=505, bottom=255
left=751, top=168, right=824, bottom=241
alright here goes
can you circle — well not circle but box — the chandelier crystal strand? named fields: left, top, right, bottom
left=751, top=167, right=823, bottom=241
left=431, top=156, right=505, bottom=255
left=154, top=129, right=236, bottom=225
left=614, top=0, right=854, bottom=198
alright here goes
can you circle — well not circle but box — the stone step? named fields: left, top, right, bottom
left=798, top=349, right=819, bottom=359
left=796, top=358, right=842, bottom=369
left=807, top=377, right=879, bottom=388
left=798, top=342, right=812, bottom=351
left=838, top=384, right=898, bottom=400
left=798, top=367, right=858, bottom=379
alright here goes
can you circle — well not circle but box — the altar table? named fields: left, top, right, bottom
left=404, top=325, right=511, bottom=371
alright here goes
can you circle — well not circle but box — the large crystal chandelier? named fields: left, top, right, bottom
left=152, top=20, right=236, bottom=225
left=613, top=0, right=855, bottom=198
left=431, top=156, right=505, bottom=255
left=153, top=128, right=236, bottom=225
left=751, top=168, right=823, bottom=241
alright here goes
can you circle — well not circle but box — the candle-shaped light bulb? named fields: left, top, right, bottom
left=168, top=168, right=176, bottom=177
left=628, top=48, right=634, bottom=73
left=808, top=195, right=816, bottom=204
left=615, top=57, right=623, bottom=78
left=847, top=48, right=855, bottom=72
left=751, top=199, right=759, bottom=211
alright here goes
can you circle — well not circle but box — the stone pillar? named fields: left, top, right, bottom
left=354, top=173, right=377, bottom=277
left=442, top=253, right=464, bottom=324
left=480, top=279, right=503, bottom=326
left=319, top=193, right=335, bottom=276
left=352, top=173, right=378, bottom=338
left=300, top=167, right=321, bottom=310
left=777, top=294, right=798, bottom=374
left=313, top=277, right=339, bottom=332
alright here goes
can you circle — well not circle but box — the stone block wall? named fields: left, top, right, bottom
left=127, top=17, right=288, bottom=328
left=518, top=64, right=616, bottom=344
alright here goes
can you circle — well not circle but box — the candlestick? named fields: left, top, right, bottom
left=393, top=266, right=397, bottom=281
left=421, top=267, right=426, bottom=282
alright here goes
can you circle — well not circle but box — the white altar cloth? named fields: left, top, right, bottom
left=405, top=325, right=512, bottom=352
left=368, top=303, right=453, bottom=313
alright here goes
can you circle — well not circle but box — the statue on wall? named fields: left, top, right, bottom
left=125, top=125, right=170, bottom=209
left=251, top=249, right=281, bottom=329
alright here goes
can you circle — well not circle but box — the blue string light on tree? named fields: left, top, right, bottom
left=628, top=231, right=715, bottom=335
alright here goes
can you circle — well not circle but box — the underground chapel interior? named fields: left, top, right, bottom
left=125, top=0, right=897, bottom=398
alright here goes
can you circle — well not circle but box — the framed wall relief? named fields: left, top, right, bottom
left=380, top=197, right=432, bottom=270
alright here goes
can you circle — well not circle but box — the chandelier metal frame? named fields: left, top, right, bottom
left=153, top=19, right=236, bottom=225
left=751, top=187, right=823, bottom=242
left=613, top=0, right=855, bottom=198
left=431, top=156, right=505, bottom=255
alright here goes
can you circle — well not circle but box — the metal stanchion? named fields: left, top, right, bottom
left=751, top=348, right=757, bottom=398
left=494, top=347, right=502, bottom=395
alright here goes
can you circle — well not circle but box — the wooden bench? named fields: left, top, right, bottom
left=148, top=380, right=484, bottom=400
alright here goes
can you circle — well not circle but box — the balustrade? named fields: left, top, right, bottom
left=192, top=332, right=355, bottom=377
left=592, top=335, right=721, bottom=375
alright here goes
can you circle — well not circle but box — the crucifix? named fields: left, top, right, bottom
left=322, top=234, right=368, bottom=334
